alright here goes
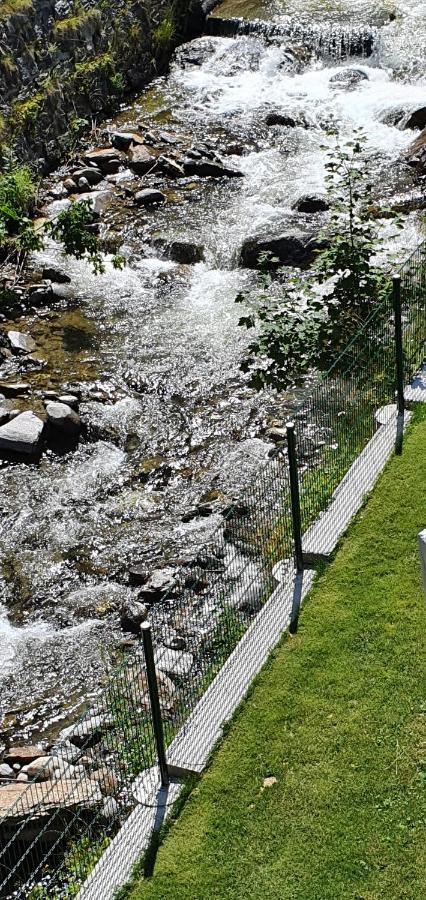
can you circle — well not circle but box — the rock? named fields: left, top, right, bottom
left=16, top=773, right=28, bottom=783
left=25, top=756, right=56, bottom=780
left=136, top=669, right=177, bottom=713
left=45, top=401, right=81, bottom=437
left=101, top=797, right=120, bottom=819
left=293, top=194, right=330, bottom=213
left=157, top=156, right=185, bottom=178
left=90, top=768, right=118, bottom=796
left=155, top=239, right=205, bottom=264
left=0, top=402, right=14, bottom=426
left=0, top=763, right=13, bottom=779
left=83, top=147, right=123, bottom=174
left=155, top=648, right=194, bottom=677
left=405, top=128, right=426, bottom=174
left=28, top=285, right=54, bottom=303
left=134, top=188, right=166, bottom=206
left=128, top=564, right=149, bottom=586
left=7, top=331, right=36, bottom=354
left=0, top=779, right=103, bottom=821
left=183, top=159, right=244, bottom=178
left=128, top=145, right=156, bottom=175
left=77, top=177, right=91, bottom=192
left=42, top=266, right=71, bottom=284
left=163, top=634, right=186, bottom=651
left=77, top=190, right=112, bottom=216
left=239, top=233, right=315, bottom=269
left=120, top=598, right=148, bottom=634
left=186, top=148, right=202, bottom=160
left=57, top=394, right=79, bottom=409
left=0, top=412, right=44, bottom=456
left=158, top=131, right=179, bottom=145
left=266, top=427, right=287, bottom=442
left=4, top=746, right=44, bottom=766
left=265, top=112, right=297, bottom=127
left=400, top=106, right=426, bottom=130
left=66, top=714, right=114, bottom=749
left=110, top=131, right=144, bottom=150
left=139, top=567, right=179, bottom=602
left=329, top=68, right=369, bottom=87
left=72, top=167, right=104, bottom=186
left=63, top=177, right=78, bottom=193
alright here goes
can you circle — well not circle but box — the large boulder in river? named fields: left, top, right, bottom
left=405, top=128, right=426, bottom=174
left=183, top=159, right=244, bottom=178
left=134, top=188, right=166, bottom=207
left=83, top=147, right=124, bottom=174
left=239, top=232, right=317, bottom=269
left=45, top=402, right=81, bottom=437
left=400, top=106, right=426, bottom=131
left=265, top=112, right=297, bottom=127
left=154, top=239, right=205, bottom=264
left=7, top=331, right=36, bottom=354
left=293, top=194, right=330, bottom=213
left=128, top=145, right=156, bottom=175
left=329, top=68, right=369, bottom=88
left=0, top=412, right=44, bottom=455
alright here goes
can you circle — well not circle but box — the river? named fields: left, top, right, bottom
left=0, top=0, right=425, bottom=749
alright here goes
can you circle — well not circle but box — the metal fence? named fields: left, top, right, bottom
left=0, top=242, right=425, bottom=899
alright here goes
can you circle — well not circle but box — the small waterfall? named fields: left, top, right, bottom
left=205, top=15, right=377, bottom=59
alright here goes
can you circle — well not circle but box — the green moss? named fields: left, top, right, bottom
left=0, top=0, right=33, bottom=22
left=9, top=93, right=44, bottom=133
left=53, top=9, right=101, bottom=41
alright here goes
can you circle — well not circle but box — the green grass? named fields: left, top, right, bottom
left=122, top=406, right=426, bottom=900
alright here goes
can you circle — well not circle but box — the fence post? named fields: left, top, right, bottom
left=140, top=621, right=170, bottom=788
left=286, top=421, right=304, bottom=574
left=392, top=275, right=405, bottom=455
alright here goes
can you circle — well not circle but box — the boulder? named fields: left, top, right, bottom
left=63, top=177, right=78, bottom=193
left=155, top=648, right=194, bottom=677
left=25, top=756, right=56, bottom=781
left=400, top=106, right=426, bottom=131
left=139, top=567, right=179, bottom=603
left=128, top=564, right=149, bottom=586
left=128, top=145, right=156, bottom=175
left=0, top=779, right=103, bottom=821
left=329, top=68, right=369, bottom=87
left=57, top=394, right=79, bottom=409
left=42, top=266, right=71, bottom=284
left=77, top=190, right=112, bottom=216
left=0, top=412, right=44, bottom=455
left=0, top=763, right=14, bottom=779
left=134, top=188, right=166, bottom=207
left=77, top=177, right=91, bottom=192
left=405, top=128, right=426, bottom=174
left=293, top=194, right=330, bottom=213
left=120, top=598, right=148, bottom=634
left=0, top=402, right=14, bottom=426
left=72, top=167, right=103, bottom=186
left=45, top=401, right=81, bottom=437
left=90, top=767, right=119, bottom=796
left=157, top=156, right=185, bottom=178
left=4, top=746, right=44, bottom=767
left=65, top=714, right=114, bottom=749
left=265, top=112, right=297, bottom=127
left=183, top=159, right=244, bottom=178
left=7, top=331, right=36, bottom=354
left=239, top=233, right=316, bottom=269
left=155, top=239, right=205, bottom=264
left=110, top=131, right=144, bottom=150
left=0, top=382, right=30, bottom=397
left=83, top=147, right=124, bottom=174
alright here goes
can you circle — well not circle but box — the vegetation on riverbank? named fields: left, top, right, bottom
left=120, top=404, right=426, bottom=900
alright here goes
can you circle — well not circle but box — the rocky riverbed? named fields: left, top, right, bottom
left=1, top=0, right=425, bottom=758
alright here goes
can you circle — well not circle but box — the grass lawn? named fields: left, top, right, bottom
left=121, top=408, right=426, bottom=900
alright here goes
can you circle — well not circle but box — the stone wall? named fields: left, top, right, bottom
left=0, top=0, right=205, bottom=168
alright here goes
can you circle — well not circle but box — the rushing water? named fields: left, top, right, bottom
left=1, top=0, right=425, bottom=747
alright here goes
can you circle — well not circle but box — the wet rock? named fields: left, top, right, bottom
left=7, top=331, right=36, bottom=354
left=186, top=148, right=202, bottom=160
left=0, top=412, right=44, bottom=455
left=157, top=155, right=185, bottom=178
left=139, top=567, right=179, bottom=603
left=155, top=239, right=205, bottom=264
left=329, top=68, right=369, bottom=87
left=183, top=159, right=244, bottom=178
left=72, top=167, right=104, bottom=186
left=83, top=147, right=123, bottom=174
left=110, top=131, right=144, bottom=150
left=128, top=145, right=156, bottom=175
left=120, top=598, right=148, bottom=634
left=77, top=190, right=112, bottom=216
left=0, top=402, right=14, bottom=426
left=405, top=128, right=426, bottom=174
left=0, top=382, right=30, bottom=397
left=239, top=232, right=315, bottom=269
left=265, top=112, right=297, bottom=127
left=134, top=188, right=166, bottom=206
left=42, top=266, right=71, bottom=284
left=4, top=746, right=44, bottom=766
left=400, top=106, right=426, bottom=131
left=155, top=648, right=194, bottom=677
left=77, top=177, right=92, bottom=192
left=293, top=194, right=330, bottom=213
left=63, top=177, right=78, bottom=193
left=28, top=285, right=54, bottom=303
left=45, top=401, right=81, bottom=437
left=128, top=564, right=149, bottom=586
left=158, top=131, right=179, bottom=145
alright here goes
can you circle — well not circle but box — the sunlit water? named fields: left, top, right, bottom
left=1, top=0, right=425, bottom=744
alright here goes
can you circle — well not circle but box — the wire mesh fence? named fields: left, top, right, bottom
left=0, top=241, right=425, bottom=898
